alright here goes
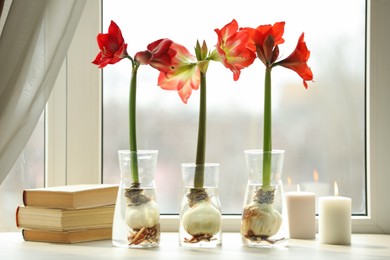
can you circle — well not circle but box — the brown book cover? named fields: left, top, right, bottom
left=22, top=228, right=112, bottom=243
left=22, top=184, right=118, bottom=209
left=16, top=205, right=115, bottom=231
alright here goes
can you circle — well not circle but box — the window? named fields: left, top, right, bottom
left=102, top=0, right=366, bottom=215
left=5, top=0, right=386, bottom=233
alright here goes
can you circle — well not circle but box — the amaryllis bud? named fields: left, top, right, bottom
left=263, top=35, right=275, bottom=65
left=271, top=45, right=280, bottom=64
left=134, top=51, right=153, bottom=65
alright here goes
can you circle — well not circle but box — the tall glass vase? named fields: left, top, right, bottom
left=112, top=150, right=160, bottom=248
left=241, top=149, right=288, bottom=247
left=179, top=163, right=222, bottom=247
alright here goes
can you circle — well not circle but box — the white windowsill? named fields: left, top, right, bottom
left=1, top=232, right=389, bottom=259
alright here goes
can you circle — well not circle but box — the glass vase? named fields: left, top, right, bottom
left=241, top=149, right=288, bottom=247
left=179, top=163, right=222, bottom=247
left=112, top=150, right=160, bottom=248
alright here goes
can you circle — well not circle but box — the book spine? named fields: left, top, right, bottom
left=22, top=190, right=27, bottom=206
left=21, top=229, right=27, bottom=240
left=15, top=206, right=20, bottom=227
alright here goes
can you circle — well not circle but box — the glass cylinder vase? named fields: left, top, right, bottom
left=241, top=149, right=288, bottom=247
left=179, top=163, right=222, bottom=247
left=112, top=150, right=160, bottom=248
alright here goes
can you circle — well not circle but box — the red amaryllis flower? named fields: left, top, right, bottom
left=135, top=38, right=176, bottom=73
left=276, top=33, right=313, bottom=89
left=92, top=20, right=128, bottom=68
left=241, top=21, right=285, bottom=67
left=157, top=43, right=200, bottom=104
left=214, top=19, right=256, bottom=81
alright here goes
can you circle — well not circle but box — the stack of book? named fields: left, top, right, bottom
left=16, top=184, right=118, bottom=244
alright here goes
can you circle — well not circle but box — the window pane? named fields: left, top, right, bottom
left=0, top=113, right=44, bottom=231
left=102, top=0, right=366, bottom=214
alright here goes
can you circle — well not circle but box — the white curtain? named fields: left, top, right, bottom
left=0, top=0, right=86, bottom=184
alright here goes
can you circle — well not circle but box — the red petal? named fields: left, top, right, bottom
left=277, top=33, right=313, bottom=87
left=147, top=39, right=164, bottom=51
left=149, top=39, right=173, bottom=57
left=178, top=85, right=192, bottom=104
left=108, top=20, right=125, bottom=46
left=220, top=19, right=239, bottom=41
left=96, top=34, right=113, bottom=52
left=91, top=52, right=105, bottom=68
left=271, top=22, right=285, bottom=45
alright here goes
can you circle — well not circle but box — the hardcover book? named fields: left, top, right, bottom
left=22, top=184, right=118, bottom=209
left=16, top=205, right=115, bottom=231
left=22, top=228, right=112, bottom=243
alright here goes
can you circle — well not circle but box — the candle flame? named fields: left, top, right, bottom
left=313, top=169, right=319, bottom=182
left=297, top=184, right=301, bottom=192
left=334, top=181, right=339, bottom=196
left=287, top=177, right=292, bottom=185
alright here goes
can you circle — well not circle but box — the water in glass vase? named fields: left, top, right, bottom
left=241, top=150, right=288, bottom=248
left=112, top=187, right=160, bottom=248
left=112, top=150, right=160, bottom=248
left=241, top=182, right=288, bottom=247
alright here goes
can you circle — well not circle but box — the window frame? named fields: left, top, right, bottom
left=45, top=0, right=101, bottom=186
left=45, top=0, right=390, bottom=233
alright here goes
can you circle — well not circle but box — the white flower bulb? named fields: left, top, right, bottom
left=182, top=200, right=221, bottom=235
left=241, top=202, right=282, bottom=237
left=125, top=200, right=159, bottom=229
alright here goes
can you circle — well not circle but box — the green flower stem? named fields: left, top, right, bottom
left=129, top=63, right=140, bottom=184
left=194, top=71, right=207, bottom=189
left=262, top=68, right=272, bottom=188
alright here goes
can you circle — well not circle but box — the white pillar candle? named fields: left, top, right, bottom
left=319, top=182, right=351, bottom=245
left=285, top=186, right=316, bottom=239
